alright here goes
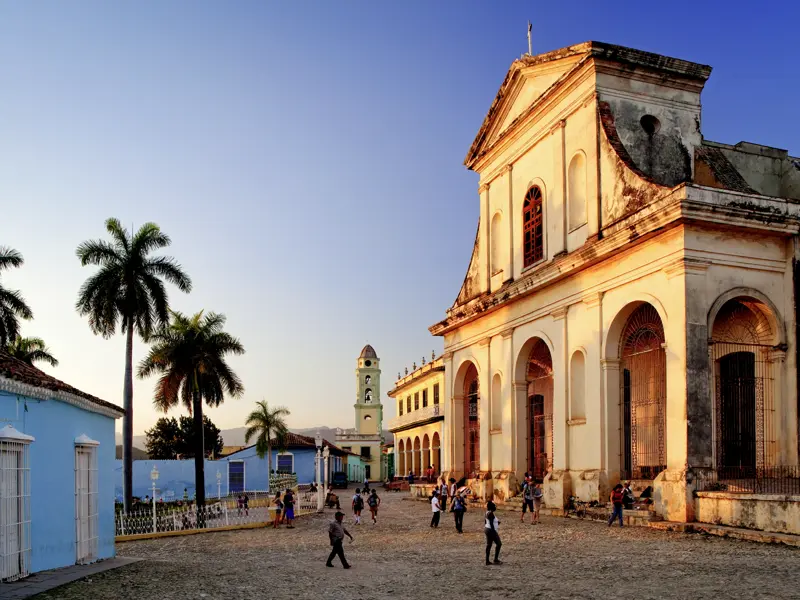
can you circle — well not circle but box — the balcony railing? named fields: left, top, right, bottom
left=388, top=404, right=442, bottom=431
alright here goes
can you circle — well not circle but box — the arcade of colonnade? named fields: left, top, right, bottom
left=396, top=430, right=442, bottom=480
left=438, top=281, right=798, bottom=522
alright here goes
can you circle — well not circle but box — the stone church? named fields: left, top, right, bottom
left=430, top=41, right=800, bottom=526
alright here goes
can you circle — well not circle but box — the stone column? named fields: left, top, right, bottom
left=551, top=306, right=568, bottom=471
left=478, top=337, right=492, bottom=474
left=768, top=349, right=793, bottom=465
left=513, top=381, right=528, bottom=476
left=505, top=164, right=514, bottom=279
left=442, top=352, right=454, bottom=475
left=601, top=358, right=621, bottom=482
left=479, top=183, right=490, bottom=293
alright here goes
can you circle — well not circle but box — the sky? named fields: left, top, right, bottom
left=1, top=1, right=798, bottom=437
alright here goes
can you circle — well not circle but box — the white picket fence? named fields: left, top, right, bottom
left=116, top=487, right=319, bottom=537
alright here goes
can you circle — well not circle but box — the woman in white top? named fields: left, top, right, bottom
left=484, top=501, right=502, bottom=565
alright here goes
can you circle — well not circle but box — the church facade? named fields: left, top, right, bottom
left=335, top=345, right=385, bottom=482
left=430, top=41, right=800, bottom=524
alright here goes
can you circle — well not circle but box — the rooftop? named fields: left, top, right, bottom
left=0, top=351, right=124, bottom=419
left=359, top=344, right=378, bottom=359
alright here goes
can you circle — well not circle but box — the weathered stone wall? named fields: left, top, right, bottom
left=695, top=492, right=800, bottom=535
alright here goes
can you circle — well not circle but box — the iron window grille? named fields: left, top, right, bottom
left=0, top=428, right=33, bottom=582
left=523, top=186, right=544, bottom=268
left=75, top=437, right=99, bottom=565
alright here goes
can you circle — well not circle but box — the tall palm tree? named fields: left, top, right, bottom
left=0, top=247, right=33, bottom=348
left=138, top=310, right=244, bottom=511
left=76, top=218, right=191, bottom=512
left=245, top=400, right=290, bottom=475
left=6, top=336, right=58, bottom=367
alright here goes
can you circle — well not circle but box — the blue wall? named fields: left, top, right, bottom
left=115, top=447, right=345, bottom=499
left=0, top=391, right=117, bottom=574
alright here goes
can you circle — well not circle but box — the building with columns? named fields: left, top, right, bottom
left=387, top=354, right=445, bottom=480
left=429, top=41, right=800, bottom=526
left=335, top=345, right=385, bottom=482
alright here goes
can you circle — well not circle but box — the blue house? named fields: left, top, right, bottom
left=223, top=432, right=350, bottom=493
left=0, top=352, right=124, bottom=581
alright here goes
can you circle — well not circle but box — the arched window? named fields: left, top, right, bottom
left=570, top=351, right=586, bottom=420
left=490, top=212, right=503, bottom=274
left=464, top=364, right=480, bottom=475
left=365, top=375, right=371, bottom=385
left=491, top=373, right=502, bottom=430
left=568, top=153, right=587, bottom=230
left=365, top=389, right=373, bottom=403
left=523, top=186, right=544, bottom=267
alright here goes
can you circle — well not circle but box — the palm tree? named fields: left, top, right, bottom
left=0, top=247, right=33, bottom=348
left=138, top=310, right=244, bottom=511
left=6, top=336, right=58, bottom=367
left=76, top=218, right=191, bottom=512
left=245, top=400, right=291, bottom=475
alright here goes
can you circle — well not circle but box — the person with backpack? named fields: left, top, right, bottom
left=484, top=500, right=502, bottom=565
left=608, top=483, right=624, bottom=527
left=352, top=488, right=364, bottom=525
left=532, top=483, right=543, bottom=524
left=367, top=489, right=381, bottom=524
left=452, top=491, right=466, bottom=533
left=520, top=478, right=534, bottom=523
left=283, top=489, right=295, bottom=529
left=430, top=489, right=441, bottom=528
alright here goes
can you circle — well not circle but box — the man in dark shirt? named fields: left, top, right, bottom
left=326, top=511, right=353, bottom=568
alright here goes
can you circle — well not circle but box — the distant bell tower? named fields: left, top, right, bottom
left=355, top=345, right=383, bottom=437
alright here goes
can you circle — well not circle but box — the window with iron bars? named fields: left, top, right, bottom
left=433, top=383, right=440, bottom=405
left=422, top=389, right=428, bottom=408
left=523, top=186, right=544, bottom=268
left=0, top=435, right=32, bottom=582
left=75, top=442, right=99, bottom=565
left=414, top=392, right=419, bottom=411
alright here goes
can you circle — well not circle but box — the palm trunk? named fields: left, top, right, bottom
left=193, top=390, right=206, bottom=518
left=122, top=323, right=134, bottom=513
left=267, top=441, right=272, bottom=476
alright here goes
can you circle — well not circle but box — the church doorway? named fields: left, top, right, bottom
left=526, top=339, right=553, bottom=482
left=463, top=363, right=480, bottom=477
left=619, top=303, right=666, bottom=480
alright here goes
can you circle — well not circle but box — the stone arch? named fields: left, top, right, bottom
left=422, top=434, right=431, bottom=478
left=397, top=439, right=405, bottom=476
left=432, top=432, right=441, bottom=474
left=707, top=287, right=784, bottom=347
left=513, top=332, right=556, bottom=383
left=709, top=292, right=782, bottom=471
left=452, top=357, right=481, bottom=478
left=413, top=437, right=421, bottom=476
left=405, top=437, right=412, bottom=476
left=603, top=295, right=669, bottom=360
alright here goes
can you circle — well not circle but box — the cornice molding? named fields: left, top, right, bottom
left=550, top=306, right=568, bottom=321
left=663, top=257, right=711, bottom=280
left=0, top=376, right=124, bottom=420
left=581, top=292, right=603, bottom=308
left=500, top=328, right=514, bottom=339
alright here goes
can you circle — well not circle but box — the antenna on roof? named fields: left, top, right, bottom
left=527, top=21, right=533, bottom=56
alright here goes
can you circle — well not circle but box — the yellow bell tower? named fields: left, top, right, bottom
left=355, top=345, right=382, bottom=435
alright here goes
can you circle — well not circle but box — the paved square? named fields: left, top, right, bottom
left=32, top=492, right=800, bottom=599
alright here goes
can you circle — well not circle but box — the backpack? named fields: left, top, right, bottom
left=611, top=489, right=624, bottom=504
left=354, top=495, right=364, bottom=511
left=367, top=495, right=378, bottom=508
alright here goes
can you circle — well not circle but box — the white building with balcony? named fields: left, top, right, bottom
left=388, top=355, right=445, bottom=480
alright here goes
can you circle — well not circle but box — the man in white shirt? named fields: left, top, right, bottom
left=430, top=490, right=441, bottom=528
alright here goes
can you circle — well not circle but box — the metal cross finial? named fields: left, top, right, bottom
left=527, top=21, right=532, bottom=56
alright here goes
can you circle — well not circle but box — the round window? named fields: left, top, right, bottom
left=365, top=360, right=372, bottom=367
left=640, top=114, right=661, bottom=135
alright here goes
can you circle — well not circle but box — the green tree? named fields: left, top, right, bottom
left=144, top=417, right=181, bottom=459
left=244, top=400, right=290, bottom=475
left=145, top=415, right=224, bottom=459
left=6, top=336, right=59, bottom=367
left=76, top=218, right=192, bottom=512
left=138, top=310, right=244, bottom=510
left=0, top=247, right=33, bottom=348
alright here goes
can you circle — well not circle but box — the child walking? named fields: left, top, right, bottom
left=352, top=488, right=364, bottom=525
left=272, top=492, right=283, bottom=528
left=430, top=490, right=441, bottom=528
left=367, top=489, right=381, bottom=524
left=484, top=501, right=502, bottom=565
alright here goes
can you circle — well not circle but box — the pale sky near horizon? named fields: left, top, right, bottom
left=1, top=1, right=798, bottom=436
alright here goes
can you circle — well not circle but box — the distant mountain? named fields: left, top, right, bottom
left=117, top=425, right=392, bottom=452
left=115, top=445, right=149, bottom=460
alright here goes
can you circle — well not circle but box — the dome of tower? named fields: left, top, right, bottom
left=359, top=344, right=378, bottom=359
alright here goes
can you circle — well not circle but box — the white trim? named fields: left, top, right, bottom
left=74, top=434, right=100, bottom=447
left=0, top=376, right=124, bottom=420
left=276, top=452, right=294, bottom=473
left=75, top=444, right=98, bottom=564
left=0, top=426, right=34, bottom=444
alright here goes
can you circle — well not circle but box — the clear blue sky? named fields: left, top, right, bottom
left=1, top=1, right=798, bottom=436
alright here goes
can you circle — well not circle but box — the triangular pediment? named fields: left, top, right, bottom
left=465, top=43, right=593, bottom=168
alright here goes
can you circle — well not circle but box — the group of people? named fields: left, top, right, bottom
left=271, top=488, right=296, bottom=529
left=350, top=487, right=381, bottom=525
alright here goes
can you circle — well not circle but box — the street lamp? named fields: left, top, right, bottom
left=322, top=445, right=330, bottom=498
left=315, top=432, right=323, bottom=512
left=216, top=470, right=222, bottom=500
left=150, top=466, right=159, bottom=533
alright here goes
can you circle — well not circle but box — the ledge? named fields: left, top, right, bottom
left=567, top=418, right=587, bottom=426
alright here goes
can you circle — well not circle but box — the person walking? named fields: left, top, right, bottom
left=326, top=511, right=353, bottom=569
left=408, top=471, right=414, bottom=485
left=430, top=490, right=441, bottom=528
left=608, top=484, right=624, bottom=527
left=352, top=488, right=364, bottom=525
left=452, top=492, right=466, bottom=533
left=367, top=489, right=381, bottom=524
left=439, top=477, right=449, bottom=512
left=242, top=492, right=250, bottom=517
left=484, top=501, right=502, bottom=565
left=532, top=482, right=543, bottom=524
left=283, top=488, right=296, bottom=529
left=521, top=478, right=534, bottom=523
